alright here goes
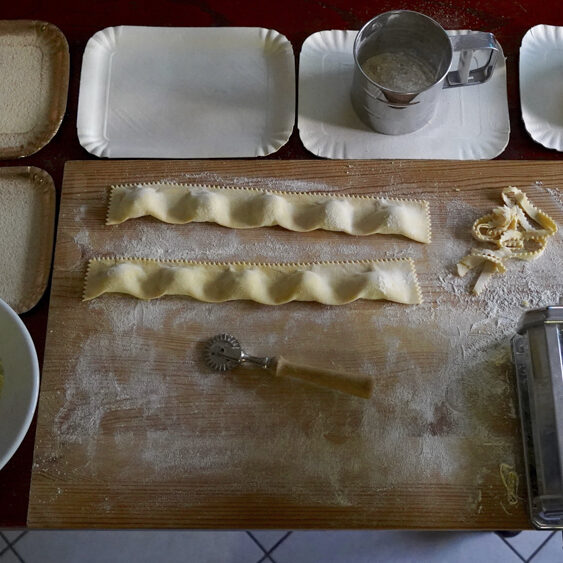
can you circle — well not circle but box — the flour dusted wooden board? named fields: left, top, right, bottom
left=29, top=160, right=563, bottom=529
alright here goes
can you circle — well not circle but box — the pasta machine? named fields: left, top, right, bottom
left=512, top=304, right=563, bottom=528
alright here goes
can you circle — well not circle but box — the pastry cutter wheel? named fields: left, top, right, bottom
left=204, top=334, right=373, bottom=399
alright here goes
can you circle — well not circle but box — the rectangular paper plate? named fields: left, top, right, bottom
left=298, top=30, right=509, bottom=160
left=77, top=26, right=296, bottom=158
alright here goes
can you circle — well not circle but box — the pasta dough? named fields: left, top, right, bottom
left=83, top=258, right=422, bottom=305
left=457, top=187, right=557, bottom=294
left=106, top=183, right=432, bottom=243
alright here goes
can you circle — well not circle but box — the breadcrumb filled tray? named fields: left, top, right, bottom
left=0, top=167, right=56, bottom=313
left=0, top=20, right=69, bottom=159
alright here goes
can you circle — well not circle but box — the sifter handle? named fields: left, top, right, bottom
left=444, top=32, right=499, bottom=88
left=273, top=356, right=374, bottom=399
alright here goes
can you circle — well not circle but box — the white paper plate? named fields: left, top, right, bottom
left=298, top=30, right=509, bottom=159
left=77, top=26, right=295, bottom=158
left=0, top=298, right=39, bottom=471
left=520, top=25, right=563, bottom=151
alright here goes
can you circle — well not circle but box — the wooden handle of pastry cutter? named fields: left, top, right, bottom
left=273, top=357, right=374, bottom=399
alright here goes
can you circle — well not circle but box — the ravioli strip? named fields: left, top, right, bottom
left=106, top=183, right=432, bottom=243
left=84, top=257, right=422, bottom=305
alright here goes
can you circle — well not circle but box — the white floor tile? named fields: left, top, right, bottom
left=16, top=531, right=263, bottom=563
left=0, top=549, right=21, bottom=563
left=248, top=531, right=290, bottom=551
left=0, top=532, right=24, bottom=545
left=275, top=531, right=523, bottom=563
left=531, top=532, right=562, bottom=562
left=504, top=530, right=554, bottom=560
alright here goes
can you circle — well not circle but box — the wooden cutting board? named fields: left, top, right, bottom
left=28, top=160, right=563, bottom=529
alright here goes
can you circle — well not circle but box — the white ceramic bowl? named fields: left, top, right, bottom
left=0, top=297, right=39, bottom=471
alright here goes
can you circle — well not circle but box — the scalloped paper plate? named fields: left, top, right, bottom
left=520, top=25, right=563, bottom=151
left=77, top=26, right=295, bottom=158
left=298, top=30, right=509, bottom=159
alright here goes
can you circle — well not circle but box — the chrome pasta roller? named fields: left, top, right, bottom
left=512, top=304, right=563, bottom=529
left=204, top=333, right=373, bottom=399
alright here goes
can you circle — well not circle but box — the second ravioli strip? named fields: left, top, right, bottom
left=83, top=258, right=422, bottom=305
left=106, top=182, right=432, bottom=243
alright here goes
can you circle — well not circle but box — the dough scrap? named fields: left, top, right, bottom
left=457, top=187, right=557, bottom=294
left=106, top=183, right=432, bottom=243
left=83, top=257, right=422, bottom=305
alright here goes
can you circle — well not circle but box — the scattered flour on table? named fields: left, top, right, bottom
left=544, top=186, right=563, bottom=211
left=76, top=221, right=426, bottom=264
left=52, top=181, right=562, bottom=508
left=157, top=172, right=345, bottom=193
left=73, top=229, right=90, bottom=249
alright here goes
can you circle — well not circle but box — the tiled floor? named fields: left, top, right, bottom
left=0, top=529, right=561, bottom=562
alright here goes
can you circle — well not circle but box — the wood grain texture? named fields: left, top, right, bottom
left=28, top=159, right=563, bottom=529
left=274, top=356, right=375, bottom=399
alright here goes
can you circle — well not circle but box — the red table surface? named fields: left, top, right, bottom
left=1, top=0, right=562, bottom=528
